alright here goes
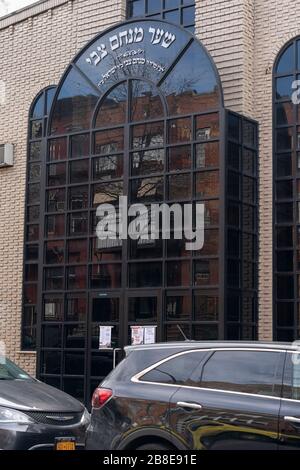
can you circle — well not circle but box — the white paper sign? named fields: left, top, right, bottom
left=131, top=326, right=144, bottom=346
left=99, top=326, right=113, bottom=349
left=144, top=326, right=157, bottom=344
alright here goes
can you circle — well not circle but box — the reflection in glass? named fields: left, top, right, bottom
left=166, top=295, right=191, bottom=321
left=48, top=138, right=67, bottom=161
left=129, top=262, right=162, bottom=287
left=196, top=142, right=219, bottom=169
left=168, top=146, right=191, bottom=171
left=67, top=266, right=87, bottom=290
left=45, top=240, right=65, bottom=264
left=93, top=182, right=123, bottom=206
left=94, top=128, right=124, bottom=154
left=168, top=174, right=191, bottom=200
left=69, top=212, right=88, bottom=236
left=67, top=297, right=87, bottom=322
left=131, top=177, right=163, bottom=203
left=196, top=113, right=219, bottom=140
left=166, top=261, right=190, bottom=286
left=276, top=76, right=293, bottom=101
left=46, top=214, right=65, bottom=238
left=168, top=118, right=192, bottom=143
left=195, top=171, right=219, bottom=198
left=276, top=43, right=294, bottom=74
left=93, top=155, right=123, bottom=181
left=131, top=149, right=164, bottom=175
left=29, top=142, right=41, bottom=161
left=194, top=259, right=219, bottom=286
left=131, top=80, right=164, bottom=122
left=160, top=41, right=219, bottom=115
left=47, top=163, right=66, bottom=187
left=90, top=264, right=122, bottom=289
left=44, top=297, right=64, bottom=321
left=194, top=291, right=218, bottom=321
left=70, top=134, right=89, bottom=158
left=46, top=188, right=65, bottom=213
left=132, top=121, right=164, bottom=149
left=70, top=159, right=89, bottom=184
left=128, top=297, right=157, bottom=323
left=67, top=239, right=87, bottom=263
left=69, top=185, right=89, bottom=210
left=95, top=83, right=127, bottom=128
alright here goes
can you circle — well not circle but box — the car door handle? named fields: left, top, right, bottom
left=176, top=401, right=202, bottom=410
left=284, top=416, right=300, bottom=424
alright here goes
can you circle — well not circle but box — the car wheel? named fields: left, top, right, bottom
left=134, top=442, right=173, bottom=450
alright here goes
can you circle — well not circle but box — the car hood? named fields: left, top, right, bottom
left=0, top=380, right=84, bottom=412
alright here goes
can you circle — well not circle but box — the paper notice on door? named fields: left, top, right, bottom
left=144, top=326, right=157, bottom=344
left=131, top=326, right=144, bottom=346
left=99, top=325, right=114, bottom=349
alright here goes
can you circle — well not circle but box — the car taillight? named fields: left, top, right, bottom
left=92, top=388, right=113, bottom=409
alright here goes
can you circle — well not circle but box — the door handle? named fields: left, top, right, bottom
left=284, top=416, right=300, bottom=424
left=176, top=401, right=202, bottom=411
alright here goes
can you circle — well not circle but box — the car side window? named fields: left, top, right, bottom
left=200, top=350, right=284, bottom=397
left=282, top=353, right=300, bottom=400
left=140, top=351, right=208, bottom=385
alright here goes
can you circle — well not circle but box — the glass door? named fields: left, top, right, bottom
left=87, top=292, right=123, bottom=400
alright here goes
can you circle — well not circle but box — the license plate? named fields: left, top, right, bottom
left=54, top=438, right=76, bottom=451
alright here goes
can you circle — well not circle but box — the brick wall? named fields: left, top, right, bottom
left=0, top=0, right=126, bottom=375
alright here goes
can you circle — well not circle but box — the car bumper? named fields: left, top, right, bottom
left=0, top=421, right=88, bottom=450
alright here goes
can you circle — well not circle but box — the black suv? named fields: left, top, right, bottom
left=85, top=341, right=300, bottom=450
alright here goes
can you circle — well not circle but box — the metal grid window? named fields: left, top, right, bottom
left=274, top=38, right=300, bottom=341
left=127, top=0, right=195, bottom=32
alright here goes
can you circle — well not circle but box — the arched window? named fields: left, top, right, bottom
left=22, top=86, right=56, bottom=350
left=274, top=38, right=300, bottom=341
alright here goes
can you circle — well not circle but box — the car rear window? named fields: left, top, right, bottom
left=140, top=351, right=208, bottom=385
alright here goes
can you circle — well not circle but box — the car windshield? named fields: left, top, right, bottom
left=0, top=358, right=32, bottom=381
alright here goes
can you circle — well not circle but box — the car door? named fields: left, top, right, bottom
left=169, top=349, right=285, bottom=450
left=278, top=351, right=300, bottom=449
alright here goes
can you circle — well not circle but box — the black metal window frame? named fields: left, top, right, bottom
left=22, top=86, right=56, bottom=351
left=127, top=0, right=195, bottom=32
left=273, top=37, right=300, bottom=341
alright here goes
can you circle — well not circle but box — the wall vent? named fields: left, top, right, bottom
left=0, top=144, right=14, bottom=167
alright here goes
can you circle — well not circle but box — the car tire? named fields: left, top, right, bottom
left=134, top=442, right=173, bottom=450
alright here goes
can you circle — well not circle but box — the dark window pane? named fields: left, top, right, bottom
left=276, top=128, right=293, bottom=151
left=195, top=171, right=219, bottom=198
left=27, top=224, right=39, bottom=242
left=45, top=240, right=65, bottom=264
left=31, top=93, right=44, bottom=119
left=46, top=214, right=65, bottom=238
left=182, top=5, right=195, bottom=26
left=90, top=264, right=122, bottom=289
left=29, top=142, right=41, bottom=161
left=129, top=262, right=162, bottom=287
left=276, top=76, right=293, bottom=100
left=70, top=159, right=89, bottom=184
left=67, top=297, right=87, bottom=322
left=64, top=352, right=85, bottom=375
left=28, top=163, right=41, bottom=182
left=42, top=325, right=62, bottom=348
left=277, top=302, right=294, bottom=327
left=48, top=138, right=67, bottom=161
left=194, top=291, right=218, bottom=321
left=92, top=237, right=122, bottom=262
left=141, top=351, right=206, bottom=385
left=93, top=181, right=123, bottom=206
left=228, top=114, right=240, bottom=141
left=92, top=298, right=119, bottom=322
left=96, top=83, right=127, bottom=128
left=45, top=267, right=64, bottom=290
left=276, top=102, right=294, bottom=126
left=131, top=80, right=164, bottom=121
left=166, top=295, right=191, bottom=321
left=276, top=180, right=293, bottom=199
left=46, top=188, right=65, bottom=213
left=67, top=239, right=87, bottom=263
left=94, top=128, right=124, bottom=154
left=70, top=134, right=89, bottom=159
left=227, top=202, right=240, bottom=227
left=243, top=176, right=256, bottom=204
left=128, top=297, right=157, bottom=322
left=44, top=297, right=64, bottom=321
left=129, top=238, right=162, bottom=259
left=200, top=229, right=219, bottom=256
left=168, top=174, right=191, bottom=200
left=30, top=120, right=43, bottom=139
left=204, top=200, right=219, bottom=226
left=277, top=251, right=293, bottom=272
left=243, top=149, right=256, bottom=175
left=28, top=184, right=40, bottom=204
left=25, top=245, right=39, bottom=261
left=277, top=274, right=294, bottom=299
left=193, top=324, right=218, bottom=340
left=227, top=259, right=240, bottom=287
left=166, top=235, right=190, bottom=258
left=63, top=378, right=84, bottom=402
left=25, top=264, right=38, bottom=282
left=194, top=259, right=219, bottom=286
left=69, top=185, right=89, bottom=210
left=168, top=118, right=192, bottom=144
left=41, top=351, right=61, bottom=374
left=132, top=149, right=164, bottom=175
left=69, top=212, right=88, bottom=236
left=67, top=266, right=87, bottom=290
left=65, top=324, right=86, bottom=349
left=276, top=203, right=293, bottom=223
left=243, top=120, right=257, bottom=146
left=277, top=43, right=295, bottom=74
left=47, top=163, right=66, bottom=186
left=24, top=284, right=37, bottom=304
left=93, top=155, right=123, bottom=180
left=228, top=142, right=240, bottom=170
left=196, top=142, right=219, bottom=169
left=165, top=323, right=190, bottom=341
left=168, top=146, right=191, bottom=171
left=227, top=229, right=240, bottom=257
left=276, top=153, right=292, bottom=177
left=277, top=226, right=293, bottom=248
left=131, top=177, right=163, bottom=203
left=201, top=351, right=283, bottom=396
left=166, top=261, right=190, bottom=287
left=132, top=121, right=164, bottom=149
left=46, top=87, right=56, bottom=114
